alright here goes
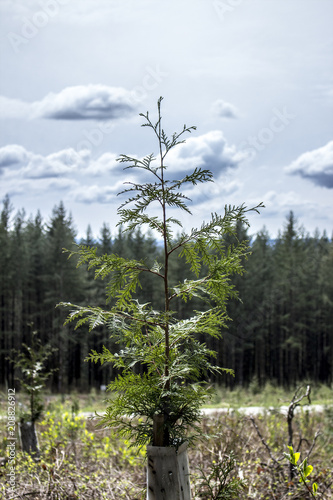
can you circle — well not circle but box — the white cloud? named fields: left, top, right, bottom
left=211, top=99, right=240, bottom=119
left=0, top=145, right=91, bottom=179
left=85, top=152, right=119, bottom=176
left=0, top=130, right=246, bottom=185
left=0, top=144, right=31, bottom=168
left=0, top=85, right=138, bottom=121
left=166, top=131, right=248, bottom=175
left=0, top=145, right=126, bottom=181
left=71, top=183, right=124, bottom=204
left=21, top=149, right=90, bottom=178
left=285, top=140, right=333, bottom=188
left=0, top=142, right=138, bottom=201
left=32, top=85, right=137, bottom=120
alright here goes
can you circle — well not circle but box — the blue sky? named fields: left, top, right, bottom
left=0, top=0, right=332, bottom=240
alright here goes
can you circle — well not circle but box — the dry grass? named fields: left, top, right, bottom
left=0, top=398, right=332, bottom=499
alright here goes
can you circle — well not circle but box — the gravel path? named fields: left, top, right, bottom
left=79, top=403, right=330, bottom=419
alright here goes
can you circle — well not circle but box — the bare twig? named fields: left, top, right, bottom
left=249, top=416, right=283, bottom=472
left=307, top=429, right=321, bottom=459
left=287, top=385, right=311, bottom=480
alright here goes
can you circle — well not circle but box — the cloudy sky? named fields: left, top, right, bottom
left=0, top=0, right=332, bottom=241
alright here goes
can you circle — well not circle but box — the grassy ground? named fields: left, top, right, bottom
left=0, top=384, right=332, bottom=499
left=207, top=382, right=333, bottom=408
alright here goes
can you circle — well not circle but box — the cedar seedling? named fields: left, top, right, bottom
left=60, top=97, right=263, bottom=448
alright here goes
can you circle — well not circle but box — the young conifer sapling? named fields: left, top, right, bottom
left=60, top=97, right=263, bottom=449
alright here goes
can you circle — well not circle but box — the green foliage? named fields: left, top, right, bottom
left=1, top=402, right=146, bottom=500
left=284, top=445, right=318, bottom=497
left=60, top=98, right=263, bottom=448
left=8, top=328, right=56, bottom=423
left=37, top=401, right=146, bottom=467
left=39, top=407, right=90, bottom=453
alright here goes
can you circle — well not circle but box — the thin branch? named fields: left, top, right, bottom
left=307, top=430, right=321, bottom=459
left=249, top=417, right=283, bottom=471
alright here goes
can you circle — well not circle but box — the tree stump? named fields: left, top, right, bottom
left=146, top=442, right=191, bottom=500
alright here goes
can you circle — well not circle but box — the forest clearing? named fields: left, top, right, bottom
left=1, top=387, right=332, bottom=499
left=1, top=1, right=333, bottom=498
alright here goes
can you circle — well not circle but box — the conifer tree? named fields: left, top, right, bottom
left=60, top=98, right=263, bottom=447
left=99, top=223, right=112, bottom=255
left=61, top=98, right=263, bottom=448
left=45, top=202, right=84, bottom=391
left=25, top=212, right=47, bottom=336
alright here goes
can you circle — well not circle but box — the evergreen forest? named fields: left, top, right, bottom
left=1, top=195, right=332, bottom=392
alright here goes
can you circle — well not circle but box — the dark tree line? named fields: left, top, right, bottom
left=0, top=195, right=332, bottom=391
left=220, top=214, right=333, bottom=388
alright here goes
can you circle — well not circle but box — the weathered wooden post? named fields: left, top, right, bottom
left=146, top=415, right=191, bottom=500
